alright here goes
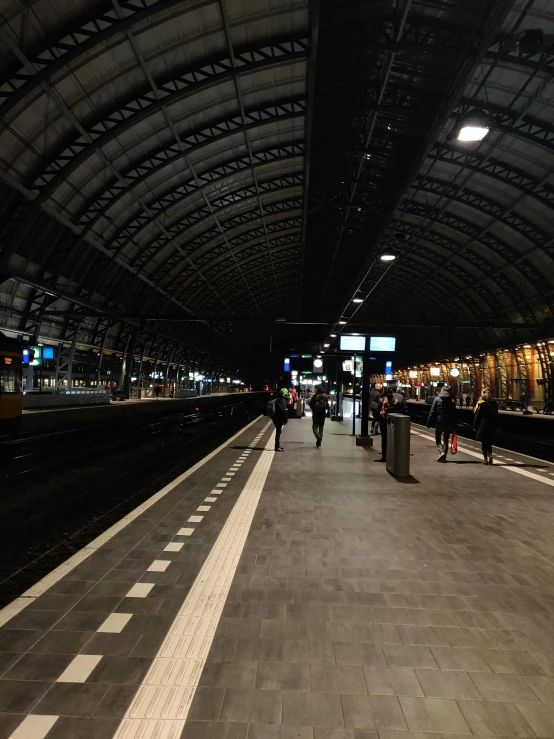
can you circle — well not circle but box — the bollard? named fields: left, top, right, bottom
left=386, top=414, right=411, bottom=477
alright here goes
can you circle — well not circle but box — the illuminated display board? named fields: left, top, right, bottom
left=369, top=336, right=396, bottom=352
left=339, top=335, right=366, bottom=352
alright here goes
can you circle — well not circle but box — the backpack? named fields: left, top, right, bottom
left=315, top=393, right=327, bottom=409
left=265, top=398, right=277, bottom=417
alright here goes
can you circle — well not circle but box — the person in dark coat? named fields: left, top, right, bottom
left=309, top=386, right=329, bottom=447
left=272, top=389, right=289, bottom=451
left=473, top=388, right=499, bottom=465
left=376, top=387, right=399, bottom=462
left=427, top=385, right=457, bottom=463
left=370, top=384, right=383, bottom=434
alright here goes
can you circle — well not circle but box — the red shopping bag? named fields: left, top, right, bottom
left=450, top=432, right=458, bottom=455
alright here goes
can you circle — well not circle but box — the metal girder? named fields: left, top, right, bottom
left=175, top=234, right=302, bottom=299
left=111, top=173, right=303, bottom=259
left=412, top=176, right=552, bottom=254
left=30, top=36, right=309, bottom=197
left=77, top=113, right=305, bottom=229
left=485, top=48, right=554, bottom=78
left=94, top=199, right=302, bottom=313
left=203, top=262, right=301, bottom=315
left=0, top=0, right=216, bottom=119
left=149, top=202, right=303, bottom=290
left=186, top=243, right=302, bottom=306
left=160, top=218, right=301, bottom=296
left=389, top=206, right=551, bottom=300
left=429, top=145, right=554, bottom=209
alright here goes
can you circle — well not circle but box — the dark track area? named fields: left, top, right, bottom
left=0, top=395, right=266, bottom=608
left=407, top=402, right=554, bottom=463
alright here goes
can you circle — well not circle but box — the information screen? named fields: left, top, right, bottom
left=339, top=335, right=366, bottom=352
left=369, top=336, right=396, bottom=352
left=42, top=347, right=55, bottom=360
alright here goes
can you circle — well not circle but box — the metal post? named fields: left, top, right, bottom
left=360, top=350, right=370, bottom=437
left=351, top=355, right=356, bottom=436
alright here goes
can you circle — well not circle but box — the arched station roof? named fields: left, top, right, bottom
left=0, top=0, right=553, bottom=365
left=317, top=0, right=554, bottom=356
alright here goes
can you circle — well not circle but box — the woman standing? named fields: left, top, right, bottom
left=473, top=388, right=499, bottom=465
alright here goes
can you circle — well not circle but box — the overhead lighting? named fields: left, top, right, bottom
left=352, top=298, right=363, bottom=303
left=324, top=343, right=330, bottom=348
left=330, top=334, right=336, bottom=338
left=338, top=320, right=347, bottom=325
left=458, top=125, right=489, bottom=142
left=380, top=253, right=396, bottom=262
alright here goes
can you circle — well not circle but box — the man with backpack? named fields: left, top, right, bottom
left=268, top=389, right=288, bottom=451
left=427, top=384, right=457, bottom=463
left=309, top=386, right=329, bottom=447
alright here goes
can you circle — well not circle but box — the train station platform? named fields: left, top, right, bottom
left=2, top=416, right=554, bottom=738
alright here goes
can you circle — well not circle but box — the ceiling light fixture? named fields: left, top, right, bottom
left=458, top=125, right=489, bottom=142
left=455, top=111, right=490, bottom=142
left=352, top=298, right=363, bottom=303
left=380, top=253, right=396, bottom=262
left=330, top=334, right=336, bottom=338
left=338, top=320, right=347, bottom=325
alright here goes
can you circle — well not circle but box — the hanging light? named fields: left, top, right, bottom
left=456, top=111, right=490, bottom=142
left=380, top=253, right=396, bottom=262
left=352, top=298, right=363, bottom=303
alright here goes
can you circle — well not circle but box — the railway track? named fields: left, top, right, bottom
left=0, top=397, right=264, bottom=606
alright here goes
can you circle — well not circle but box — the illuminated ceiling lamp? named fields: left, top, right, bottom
left=379, top=252, right=396, bottom=262
left=456, top=111, right=490, bottom=142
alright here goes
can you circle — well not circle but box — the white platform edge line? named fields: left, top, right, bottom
left=111, top=444, right=275, bottom=737
left=412, top=420, right=554, bottom=467
left=412, top=429, right=554, bottom=489
left=0, top=417, right=270, bottom=628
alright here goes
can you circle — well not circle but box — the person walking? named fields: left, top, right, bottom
left=459, top=395, right=463, bottom=408
left=473, top=388, right=499, bottom=465
left=427, top=384, right=457, bottom=463
left=465, top=394, right=471, bottom=408
left=376, top=387, right=399, bottom=462
left=154, top=384, right=161, bottom=399
left=370, top=383, right=382, bottom=434
left=271, top=388, right=288, bottom=451
left=309, top=386, right=329, bottom=447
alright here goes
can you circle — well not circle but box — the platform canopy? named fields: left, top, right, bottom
left=0, top=0, right=552, bottom=364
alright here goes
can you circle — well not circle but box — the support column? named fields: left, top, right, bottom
left=356, top=351, right=372, bottom=447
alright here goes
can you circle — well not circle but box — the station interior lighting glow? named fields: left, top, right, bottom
left=457, top=125, right=489, bottom=141
left=380, top=253, right=396, bottom=262
left=352, top=298, right=363, bottom=303
left=338, top=320, right=347, bottom=325
left=330, top=333, right=336, bottom=337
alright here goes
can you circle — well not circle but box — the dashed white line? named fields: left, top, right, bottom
left=57, top=654, right=102, bottom=683
left=111, top=442, right=274, bottom=738
left=177, top=528, right=195, bottom=537
left=126, top=583, right=155, bottom=598
left=8, top=714, right=58, bottom=739
left=98, top=613, right=133, bottom=633
left=148, top=560, right=171, bottom=573
left=187, top=515, right=203, bottom=523
left=164, top=543, right=184, bottom=552
left=196, top=506, right=211, bottom=512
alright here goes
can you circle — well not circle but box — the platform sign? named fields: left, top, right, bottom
left=339, top=335, right=366, bottom=352
left=369, top=336, right=396, bottom=352
left=385, top=360, right=393, bottom=381
left=284, top=357, right=290, bottom=372
left=29, top=346, right=41, bottom=366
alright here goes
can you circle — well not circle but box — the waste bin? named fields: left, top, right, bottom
left=386, top=414, right=411, bottom=477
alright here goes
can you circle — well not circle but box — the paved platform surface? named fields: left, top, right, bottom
left=2, top=416, right=554, bottom=738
